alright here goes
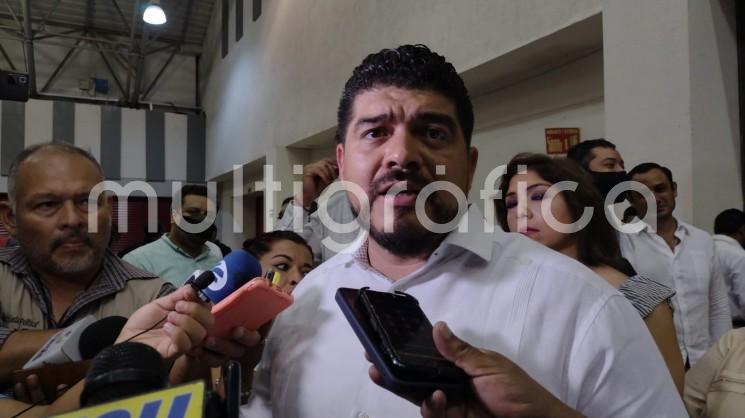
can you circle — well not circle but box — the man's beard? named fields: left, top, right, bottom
left=350, top=169, right=460, bottom=258
left=21, top=228, right=106, bottom=281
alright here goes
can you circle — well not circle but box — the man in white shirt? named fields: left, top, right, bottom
left=242, top=44, right=685, bottom=418
left=620, top=162, right=730, bottom=365
left=276, top=160, right=359, bottom=265
left=713, top=208, right=745, bottom=325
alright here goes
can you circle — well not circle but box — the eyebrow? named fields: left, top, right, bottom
left=272, top=254, right=313, bottom=269
left=25, top=192, right=90, bottom=202
left=354, top=113, right=392, bottom=130
left=353, top=111, right=458, bottom=132
left=413, top=112, right=457, bottom=133
left=504, top=183, right=552, bottom=197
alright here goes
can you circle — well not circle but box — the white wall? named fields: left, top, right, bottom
left=469, top=51, right=605, bottom=212
left=603, top=0, right=740, bottom=230
left=201, top=0, right=603, bottom=180
left=689, top=0, right=740, bottom=231
left=204, top=0, right=740, bottom=236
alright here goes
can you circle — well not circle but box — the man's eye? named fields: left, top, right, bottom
left=274, top=263, right=289, bottom=272
left=363, top=127, right=388, bottom=139
left=36, top=201, right=58, bottom=210
left=425, top=127, right=448, bottom=142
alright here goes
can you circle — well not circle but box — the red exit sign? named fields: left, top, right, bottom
left=545, top=128, right=580, bottom=154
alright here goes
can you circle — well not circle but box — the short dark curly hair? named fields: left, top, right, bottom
left=566, top=138, right=617, bottom=171
left=496, top=153, right=622, bottom=269
left=335, top=44, right=474, bottom=146
left=714, top=209, right=745, bottom=235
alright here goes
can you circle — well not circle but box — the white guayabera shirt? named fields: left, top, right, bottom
left=713, top=234, right=745, bottom=321
left=245, top=206, right=686, bottom=418
left=276, top=190, right=359, bottom=265
left=620, top=220, right=731, bottom=365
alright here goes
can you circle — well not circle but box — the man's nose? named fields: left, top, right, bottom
left=382, top=128, right=424, bottom=171
left=58, top=200, right=84, bottom=228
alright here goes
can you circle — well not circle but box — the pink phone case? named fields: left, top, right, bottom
left=208, top=279, right=294, bottom=338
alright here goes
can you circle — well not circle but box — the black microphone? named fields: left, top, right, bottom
left=224, top=360, right=242, bottom=418
left=205, top=360, right=242, bottom=417
left=80, top=342, right=167, bottom=407
left=78, top=316, right=128, bottom=360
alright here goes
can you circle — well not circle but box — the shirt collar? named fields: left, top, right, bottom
left=0, top=246, right=157, bottom=288
left=714, top=234, right=742, bottom=248
left=161, top=233, right=212, bottom=259
left=0, top=245, right=33, bottom=276
left=637, top=217, right=690, bottom=238
left=351, top=205, right=494, bottom=267
left=437, top=205, right=494, bottom=262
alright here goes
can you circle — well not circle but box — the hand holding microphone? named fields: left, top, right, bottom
left=4, top=285, right=227, bottom=418
left=115, top=285, right=213, bottom=361
left=184, top=250, right=289, bottom=366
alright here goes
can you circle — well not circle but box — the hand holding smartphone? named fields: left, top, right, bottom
left=335, top=287, right=467, bottom=397
left=209, top=278, right=293, bottom=338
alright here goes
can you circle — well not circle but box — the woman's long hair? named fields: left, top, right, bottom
left=495, top=153, right=622, bottom=268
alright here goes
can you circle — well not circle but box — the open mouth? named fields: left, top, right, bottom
left=378, top=182, right=422, bottom=207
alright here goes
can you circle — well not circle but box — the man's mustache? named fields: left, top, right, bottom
left=51, top=230, right=92, bottom=250
left=369, top=169, right=431, bottom=197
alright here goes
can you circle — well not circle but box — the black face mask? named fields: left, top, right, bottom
left=176, top=215, right=216, bottom=246
left=589, top=171, right=630, bottom=203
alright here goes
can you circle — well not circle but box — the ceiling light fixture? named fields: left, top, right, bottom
left=143, top=0, right=167, bottom=25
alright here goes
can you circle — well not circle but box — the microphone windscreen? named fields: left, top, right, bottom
left=201, top=249, right=262, bottom=303
left=78, top=316, right=128, bottom=360
left=81, top=342, right=167, bottom=407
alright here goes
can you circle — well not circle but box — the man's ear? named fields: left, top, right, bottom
left=0, top=201, right=17, bottom=237
left=672, top=181, right=678, bottom=198
left=336, top=143, right=345, bottom=181
left=466, top=146, right=479, bottom=193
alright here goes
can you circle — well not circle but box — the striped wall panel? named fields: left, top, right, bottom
left=73, top=103, right=101, bottom=160
left=1, top=101, right=23, bottom=176
left=165, top=113, right=188, bottom=181
left=0, top=99, right=206, bottom=189
left=25, top=100, right=53, bottom=147
left=121, top=108, right=147, bottom=179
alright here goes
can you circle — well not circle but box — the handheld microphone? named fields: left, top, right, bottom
left=80, top=342, right=167, bottom=407
left=22, top=315, right=129, bottom=371
left=79, top=316, right=128, bottom=360
left=23, top=316, right=97, bottom=369
left=224, top=360, right=242, bottom=418
left=189, top=249, right=262, bottom=303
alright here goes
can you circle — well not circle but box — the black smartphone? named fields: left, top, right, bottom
left=335, top=287, right=467, bottom=396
